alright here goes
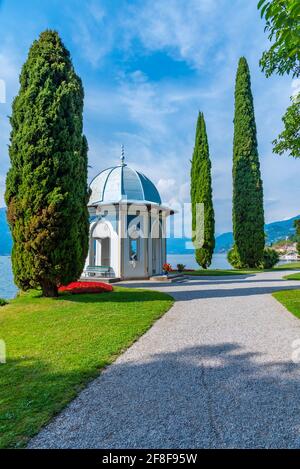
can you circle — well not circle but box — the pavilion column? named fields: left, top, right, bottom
left=118, top=205, right=126, bottom=279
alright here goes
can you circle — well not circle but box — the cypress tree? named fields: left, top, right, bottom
left=232, top=57, right=265, bottom=268
left=294, top=220, right=300, bottom=256
left=191, top=112, right=215, bottom=269
left=5, top=30, right=89, bottom=297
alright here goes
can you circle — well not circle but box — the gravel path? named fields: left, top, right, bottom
left=29, top=270, right=300, bottom=449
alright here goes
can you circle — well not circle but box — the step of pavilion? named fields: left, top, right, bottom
left=149, top=273, right=186, bottom=283
left=79, top=277, right=121, bottom=284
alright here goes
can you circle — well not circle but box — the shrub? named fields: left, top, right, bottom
left=0, top=298, right=8, bottom=307
left=260, top=248, right=280, bottom=269
left=177, top=264, right=186, bottom=272
left=228, top=246, right=279, bottom=270
left=58, top=282, right=113, bottom=294
left=227, top=245, right=243, bottom=269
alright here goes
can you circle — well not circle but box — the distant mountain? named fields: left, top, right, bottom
left=265, top=216, right=299, bottom=244
left=215, top=231, right=234, bottom=253
left=167, top=214, right=300, bottom=255
left=0, top=208, right=299, bottom=256
left=0, top=208, right=12, bottom=255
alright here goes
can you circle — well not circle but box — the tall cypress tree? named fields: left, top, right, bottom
left=232, top=57, right=265, bottom=268
left=294, top=219, right=300, bottom=256
left=191, top=112, right=215, bottom=269
left=5, top=30, right=89, bottom=297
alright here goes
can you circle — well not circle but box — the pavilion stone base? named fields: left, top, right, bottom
left=79, top=276, right=121, bottom=284
left=149, top=273, right=185, bottom=283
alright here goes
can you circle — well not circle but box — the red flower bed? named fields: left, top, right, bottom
left=58, top=281, right=113, bottom=294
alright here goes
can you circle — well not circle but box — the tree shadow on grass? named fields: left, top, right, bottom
left=55, top=289, right=174, bottom=304
left=0, top=356, right=103, bottom=449
left=167, top=284, right=300, bottom=301
left=23, top=341, right=300, bottom=449
left=120, top=277, right=299, bottom=289
left=117, top=279, right=300, bottom=302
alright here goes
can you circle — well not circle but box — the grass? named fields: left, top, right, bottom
left=0, top=287, right=173, bottom=449
left=283, top=273, right=300, bottom=281
left=184, top=269, right=258, bottom=276
left=274, top=262, right=300, bottom=271
left=182, top=262, right=300, bottom=277
left=273, top=290, right=300, bottom=320
left=273, top=263, right=300, bottom=320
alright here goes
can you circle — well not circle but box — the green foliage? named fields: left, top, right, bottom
left=294, top=219, right=300, bottom=255
left=0, top=298, right=8, bottom=307
left=176, top=264, right=186, bottom=272
left=228, top=246, right=279, bottom=269
left=5, top=30, right=89, bottom=297
left=232, top=58, right=265, bottom=268
left=227, top=245, right=243, bottom=269
left=258, top=1, right=300, bottom=158
left=260, top=248, right=280, bottom=268
left=191, top=112, right=215, bottom=269
left=258, top=0, right=300, bottom=78
left=273, top=93, right=300, bottom=158
left=284, top=272, right=300, bottom=280
left=273, top=289, right=300, bottom=320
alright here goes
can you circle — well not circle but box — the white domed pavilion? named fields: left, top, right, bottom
left=84, top=152, right=174, bottom=280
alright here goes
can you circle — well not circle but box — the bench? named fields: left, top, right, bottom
left=83, top=266, right=113, bottom=278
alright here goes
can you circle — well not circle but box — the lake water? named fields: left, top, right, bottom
left=0, top=253, right=230, bottom=299
left=167, top=253, right=231, bottom=270
left=0, top=253, right=296, bottom=300
left=0, top=256, right=18, bottom=299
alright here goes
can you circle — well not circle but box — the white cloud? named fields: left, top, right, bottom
left=157, top=178, right=176, bottom=201
left=117, top=71, right=178, bottom=135
left=68, top=1, right=114, bottom=67
left=0, top=43, right=21, bottom=207
left=0, top=0, right=298, bottom=232
left=0, top=175, right=5, bottom=205
left=125, top=0, right=218, bottom=70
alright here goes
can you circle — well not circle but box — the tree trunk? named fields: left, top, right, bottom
left=41, top=281, right=58, bottom=297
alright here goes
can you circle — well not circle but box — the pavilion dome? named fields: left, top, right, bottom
left=88, top=159, right=162, bottom=206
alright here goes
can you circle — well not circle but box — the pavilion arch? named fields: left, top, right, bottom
left=150, top=219, right=164, bottom=275
left=89, top=219, right=114, bottom=269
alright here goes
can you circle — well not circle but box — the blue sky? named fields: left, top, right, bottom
left=0, top=0, right=299, bottom=234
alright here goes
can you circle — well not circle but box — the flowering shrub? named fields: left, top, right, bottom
left=163, top=263, right=172, bottom=273
left=58, top=281, right=113, bottom=294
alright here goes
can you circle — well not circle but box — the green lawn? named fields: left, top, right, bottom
left=184, top=269, right=253, bottom=277
left=273, top=290, right=300, bottom=319
left=184, top=269, right=258, bottom=276
left=0, top=288, right=173, bottom=449
left=275, top=262, right=300, bottom=271
left=283, top=273, right=300, bottom=281
left=182, top=262, right=300, bottom=277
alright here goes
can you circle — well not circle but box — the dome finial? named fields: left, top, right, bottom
left=121, top=144, right=125, bottom=166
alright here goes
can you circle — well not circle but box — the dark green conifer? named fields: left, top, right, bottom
left=191, top=112, right=215, bottom=269
left=5, top=30, right=89, bottom=296
left=232, top=57, right=265, bottom=268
